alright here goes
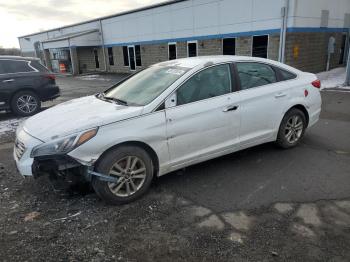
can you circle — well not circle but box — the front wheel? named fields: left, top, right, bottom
left=276, top=108, right=307, bottom=149
left=92, top=146, right=154, bottom=204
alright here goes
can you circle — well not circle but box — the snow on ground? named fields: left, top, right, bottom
left=317, top=67, right=350, bottom=90
left=77, top=75, right=112, bottom=81
left=0, top=118, right=25, bottom=136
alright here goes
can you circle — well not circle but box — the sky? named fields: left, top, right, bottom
left=0, top=0, right=168, bottom=48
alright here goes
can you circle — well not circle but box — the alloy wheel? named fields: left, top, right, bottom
left=17, top=95, right=38, bottom=114
left=107, top=156, right=147, bottom=197
left=285, top=115, right=303, bottom=144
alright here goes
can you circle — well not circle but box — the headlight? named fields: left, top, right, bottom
left=31, top=128, right=98, bottom=157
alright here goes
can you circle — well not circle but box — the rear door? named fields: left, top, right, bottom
left=165, top=64, right=241, bottom=168
left=0, top=60, right=9, bottom=107
left=0, top=59, right=39, bottom=107
left=0, top=59, right=21, bottom=107
left=235, top=62, right=291, bottom=147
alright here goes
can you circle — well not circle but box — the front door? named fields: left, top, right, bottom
left=165, top=64, right=241, bottom=169
left=128, top=46, right=136, bottom=71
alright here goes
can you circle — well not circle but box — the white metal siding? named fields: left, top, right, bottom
left=292, top=0, right=350, bottom=28
left=18, top=0, right=350, bottom=53
left=101, top=0, right=287, bottom=46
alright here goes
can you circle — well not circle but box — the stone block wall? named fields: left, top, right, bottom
left=72, top=31, right=347, bottom=74
left=236, top=37, right=252, bottom=56
left=198, top=39, right=223, bottom=56
left=285, top=32, right=346, bottom=73
left=69, top=33, right=286, bottom=75
left=77, top=47, right=105, bottom=73
left=268, top=34, right=280, bottom=61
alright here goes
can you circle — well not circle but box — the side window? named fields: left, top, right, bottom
left=177, top=64, right=232, bottom=106
left=278, top=68, right=297, bottom=81
left=236, top=62, right=276, bottom=90
left=0, top=60, right=35, bottom=74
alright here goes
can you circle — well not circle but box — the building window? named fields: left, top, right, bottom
left=123, top=46, right=129, bottom=66
left=223, top=38, right=236, bottom=55
left=108, top=47, right=114, bottom=66
left=93, top=49, right=99, bottom=68
left=168, top=43, right=177, bottom=60
left=188, top=41, right=197, bottom=57
left=135, top=45, right=142, bottom=66
left=252, top=35, right=268, bottom=58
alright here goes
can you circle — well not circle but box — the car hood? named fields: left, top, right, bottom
left=23, top=95, right=144, bottom=142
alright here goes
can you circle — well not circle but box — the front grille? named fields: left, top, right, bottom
left=14, top=139, right=26, bottom=160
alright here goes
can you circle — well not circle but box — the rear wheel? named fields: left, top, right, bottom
left=92, top=146, right=154, bottom=204
left=11, top=91, right=41, bottom=116
left=276, top=108, right=307, bottom=149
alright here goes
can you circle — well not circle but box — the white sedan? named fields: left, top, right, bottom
left=14, top=56, right=322, bottom=204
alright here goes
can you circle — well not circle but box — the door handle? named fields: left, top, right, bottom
left=223, top=105, right=239, bottom=112
left=2, top=79, right=14, bottom=83
left=275, top=93, right=287, bottom=98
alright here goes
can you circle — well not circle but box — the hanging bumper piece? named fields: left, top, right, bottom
left=86, top=169, right=120, bottom=183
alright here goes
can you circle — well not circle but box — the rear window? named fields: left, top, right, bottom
left=0, top=60, right=36, bottom=74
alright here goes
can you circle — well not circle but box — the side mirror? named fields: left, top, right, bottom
left=165, top=92, right=177, bottom=108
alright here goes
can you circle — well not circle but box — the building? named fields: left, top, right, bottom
left=18, top=0, right=350, bottom=75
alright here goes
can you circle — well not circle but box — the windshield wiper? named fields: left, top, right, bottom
left=102, top=96, right=128, bottom=106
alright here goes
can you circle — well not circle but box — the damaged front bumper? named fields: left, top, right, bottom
left=14, top=127, right=118, bottom=183
left=32, top=154, right=83, bottom=179
left=33, top=155, right=119, bottom=183
left=16, top=150, right=119, bottom=184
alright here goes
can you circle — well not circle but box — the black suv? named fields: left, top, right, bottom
left=0, top=56, right=60, bottom=116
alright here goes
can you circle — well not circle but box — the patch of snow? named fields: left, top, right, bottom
left=317, top=67, right=350, bottom=90
left=77, top=75, right=111, bottom=81
left=0, top=118, right=25, bottom=136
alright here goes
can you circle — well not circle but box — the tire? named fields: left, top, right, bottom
left=276, top=108, right=307, bottom=149
left=11, top=91, right=41, bottom=116
left=92, top=146, right=154, bottom=204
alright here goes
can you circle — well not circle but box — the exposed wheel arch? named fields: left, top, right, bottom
left=285, top=104, right=309, bottom=128
left=95, top=141, right=160, bottom=177
left=10, top=88, right=40, bottom=104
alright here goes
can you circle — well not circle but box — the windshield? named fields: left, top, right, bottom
left=104, top=65, right=190, bottom=106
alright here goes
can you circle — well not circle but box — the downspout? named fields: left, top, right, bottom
left=68, top=38, right=76, bottom=75
left=99, top=19, right=107, bottom=72
left=279, top=0, right=289, bottom=63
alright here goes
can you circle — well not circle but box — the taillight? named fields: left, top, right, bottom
left=311, top=79, right=321, bottom=88
left=46, top=74, right=56, bottom=81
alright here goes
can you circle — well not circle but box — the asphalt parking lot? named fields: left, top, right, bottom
left=0, top=74, right=350, bottom=261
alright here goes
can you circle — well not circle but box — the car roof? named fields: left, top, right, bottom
left=0, top=55, right=39, bottom=61
left=156, top=55, right=301, bottom=73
